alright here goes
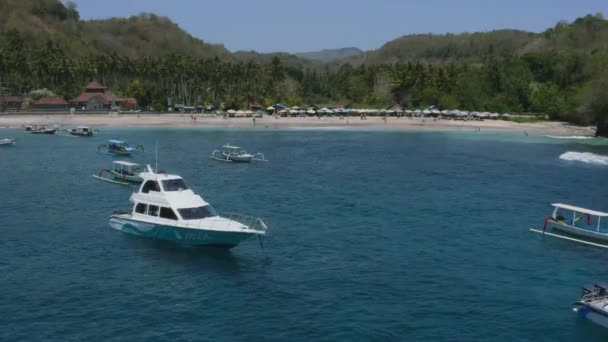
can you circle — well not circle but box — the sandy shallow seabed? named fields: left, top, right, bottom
left=0, top=113, right=597, bottom=136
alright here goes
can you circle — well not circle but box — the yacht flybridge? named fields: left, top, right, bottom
left=109, top=165, right=268, bottom=248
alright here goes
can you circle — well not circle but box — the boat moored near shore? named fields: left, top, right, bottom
left=69, top=126, right=96, bottom=137
left=25, top=125, right=57, bottom=134
left=98, top=140, right=144, bottom=156
left=210, top=144, right=267, bottom=163
left=0, top=138, right=16, bottom=146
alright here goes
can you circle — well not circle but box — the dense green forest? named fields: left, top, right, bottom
left=0, top=0, right=607, bottom=133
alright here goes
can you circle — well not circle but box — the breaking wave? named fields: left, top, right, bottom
left=546, top=135, right=594, bottom=140
left=559, top=151, right=608, bottom=166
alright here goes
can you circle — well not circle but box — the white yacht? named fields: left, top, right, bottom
left=109, top=166, right=268, bottom=248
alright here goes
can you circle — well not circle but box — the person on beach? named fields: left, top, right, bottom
left=253, top=117, right=256, bottom=126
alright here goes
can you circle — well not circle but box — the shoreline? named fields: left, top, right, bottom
left=0, top=113, right=597, bottom=136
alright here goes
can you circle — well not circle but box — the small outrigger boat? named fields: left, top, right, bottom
left=0, top=138, right=16, bottom=146
left=530, top=203, right=608, bottom=248
left=98, top=140, right=144, bottom=156
left=573, top=283, right=608, bottom=328
left=26, top=125, right=57, bottom=135
left=93, top=161, right=144, bottom=185
left=210, top=145, right=267, bottom=163
left=108, top=165, right=268, bottom=248
left=69, top=126, right=96, bottom=137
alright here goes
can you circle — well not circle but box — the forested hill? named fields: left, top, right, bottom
left=349, top=14, right=608, bottom=64
left=0, top=0, right=231, bottom=58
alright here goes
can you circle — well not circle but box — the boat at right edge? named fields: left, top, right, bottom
left=531, top=203, right=608, bottom=248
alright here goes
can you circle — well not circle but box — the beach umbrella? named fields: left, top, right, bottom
left=306, top=109, right=316, bottom=114
left=289, top=109, right=298, bottom=114
left=501, top=113, right=511, bottom=117
left=227, top=109, right=236, bottom=114
left=266, top=106, right=275, bottom=111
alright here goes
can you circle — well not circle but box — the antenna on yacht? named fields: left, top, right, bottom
left=155, top=140, right=158, bottom=173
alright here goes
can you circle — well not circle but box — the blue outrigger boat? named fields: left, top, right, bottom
left=98, top=140, right=144, bottom=156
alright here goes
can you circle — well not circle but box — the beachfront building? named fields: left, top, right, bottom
left=70, top=81, right=136, bottom=111
left=0, top=96, right=23, bottom=111
left=31, top=97, right=69, bottom=110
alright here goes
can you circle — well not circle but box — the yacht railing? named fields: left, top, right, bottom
left=219, top=213, right=269, bottom=233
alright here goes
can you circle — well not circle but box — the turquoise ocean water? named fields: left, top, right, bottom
left=1, top=127, right=608, bottom=341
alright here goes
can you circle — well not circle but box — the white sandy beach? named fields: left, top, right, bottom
left=0, top=113, right=597, bottom=136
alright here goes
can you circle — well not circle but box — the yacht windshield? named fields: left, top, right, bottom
left=178, top=205, right=218, bottom=220
left=162, top=179, right=189, bottom=191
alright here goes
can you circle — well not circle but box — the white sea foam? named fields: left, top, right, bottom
left=559, top=151, right=608, bottom=166
left=546, top=135, right=594, bottom=140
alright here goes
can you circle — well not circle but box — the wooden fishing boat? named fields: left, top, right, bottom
left=0, top=138, right=16, bottom=146
left=530, top=203, right=608, bottom=248
left=93, top=161, right=144, bottom=185
left=210, top=145, right=267, bottom=163
left=69, top=126, right=95, bottom=137
left=98, top=140, right=144, bottom=156
left=26, top=125, right=57, bottom=134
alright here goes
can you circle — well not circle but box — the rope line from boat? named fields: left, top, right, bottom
left=258, top=234, right=271, bottom=265
left=543, top=216, right=555, bottom=233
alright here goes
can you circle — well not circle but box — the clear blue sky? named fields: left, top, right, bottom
left=69, top=0, right=607, bottom=53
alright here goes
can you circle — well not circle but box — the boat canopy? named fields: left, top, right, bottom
left=113, top=161, right=139, bottom=167
left=109, top=139, right=126, bottom=144
left=552, top=203, right=608, bottom=217
left=222, top=145, right=241, bottom=150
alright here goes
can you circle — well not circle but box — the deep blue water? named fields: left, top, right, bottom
left=2, top=127, right=608, bottom=341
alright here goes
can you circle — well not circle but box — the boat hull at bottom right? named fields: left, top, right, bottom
left=573, top=303, right=608, bottom=328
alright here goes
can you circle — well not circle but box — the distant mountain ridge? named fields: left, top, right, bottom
left=295, top=47, right=364, bottom=62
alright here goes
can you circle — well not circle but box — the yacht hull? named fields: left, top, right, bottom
left=108, top=216, right=255, bottom=248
